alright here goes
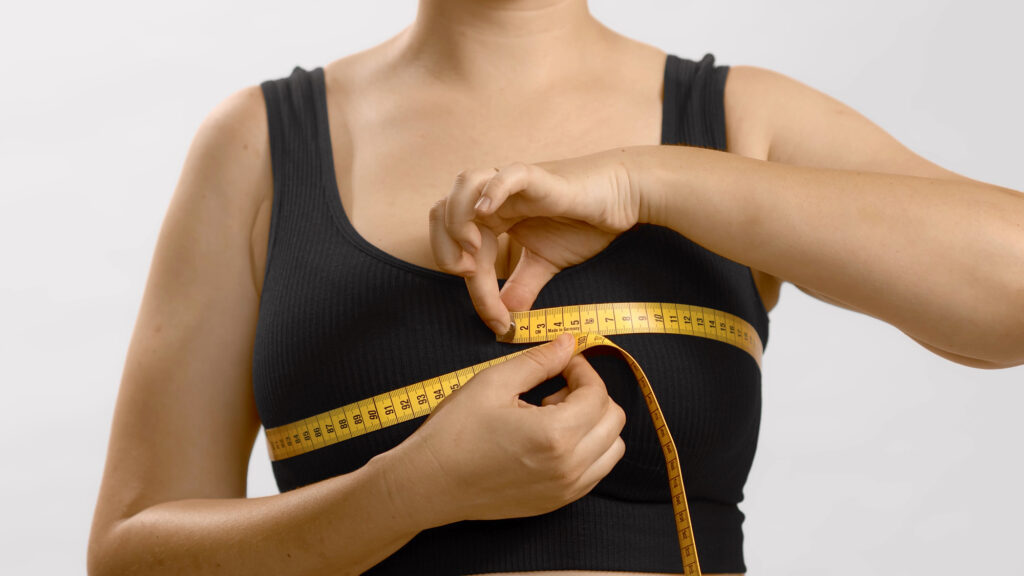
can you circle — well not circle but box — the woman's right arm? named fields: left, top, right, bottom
left=86, top=85, right=436, bottom=576
left=88, top=80, right=626, bottom=575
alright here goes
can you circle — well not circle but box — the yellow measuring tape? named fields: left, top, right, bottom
left=265, top=302, right=763, bottom=575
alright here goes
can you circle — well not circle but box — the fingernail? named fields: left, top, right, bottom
left=555, top=333, right=573, bottom=349
left=458, top=240, right=477, bottom=255
left=474, top=196, right=491, bottom=213
left=489, top=319, right=511, bottom=335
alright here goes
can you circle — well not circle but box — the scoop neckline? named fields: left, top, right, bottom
left=312, top=54, right=677, bottom=283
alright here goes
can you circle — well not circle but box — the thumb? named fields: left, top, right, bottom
left=500, top=248, right=560, bottom=313
left=484, top=333, right=576, bottom=398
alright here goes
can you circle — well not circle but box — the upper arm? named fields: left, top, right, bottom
left=723, top=65, right=1016, bottom=365
left=790, top=282, right=1007, bottom=368
left=91, top=84, right=273, bottom=537
left=724, top=64, right=977, bottom=182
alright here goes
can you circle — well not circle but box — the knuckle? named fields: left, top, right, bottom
left=559, top=484, right=581, bottom=505
left=494, top=162, right=527, bottom=184
left=535, top=422, right=568, bottom=456
left=435, top=260, right=458, bottom=275
left=524, top=162, right=545, bottom=180
left=613, top=402, right=627, bottom=428
left=506, top=163, right=529, bottom=186
left=612, top=437, right=626, bottom=461
left=521, top=345, right=553, bottom=370
left=553, top=461, right=578, bottom=489
left=443, top=253, right=471, bottom=273
left=434, top=258, right=457, bottom=272
left=485, top=171, right=506, bottom=190
left=456, top=168, right=496, bottom=187
left=506, top=161, right=529, bottom=174
left=428, top=199, right=447, bottom=221
left=435, top=253, right=471, bottom=275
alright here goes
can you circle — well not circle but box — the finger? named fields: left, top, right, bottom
left=540, top=385, right=570, bottom=406
left=476, top=333, right=576, bottom=399
left=476, top=162, right=570, bottom=221
left=445, top=169, right=494, bottom=254
left=464, top=226, right=512, bottom=335
left=429, top=198, right=475, bottom=275
left=554, top=354, right=612, bottom=428
left=573, top=436, right=626, bottom=496
left=500, top=247, right=560, bottom=313
left=569, top=397, right=627, bottom=474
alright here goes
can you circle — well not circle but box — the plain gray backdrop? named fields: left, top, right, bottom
left=2, top=1, right=1022, bottom=573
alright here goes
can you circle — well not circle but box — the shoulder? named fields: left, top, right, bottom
left=183, top=82, right=273, bottom=216
left=171, top=82, right=275, bottom=295
left=720, top=63, right=899, bottom=163
left=719, top=65, right=807, bottom=161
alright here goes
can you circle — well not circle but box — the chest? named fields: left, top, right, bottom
left=327, top=81, right=664, bottom=279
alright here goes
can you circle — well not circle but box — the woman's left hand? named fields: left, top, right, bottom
left=429, top=151, right=643, bottom=335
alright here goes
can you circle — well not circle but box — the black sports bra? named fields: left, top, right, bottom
left=253, top=52, right=769, bottom=574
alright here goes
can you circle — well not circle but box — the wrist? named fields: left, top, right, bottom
left=369, top=438, right=458, bottom=532
left=617, top=145, right=666, bottom=227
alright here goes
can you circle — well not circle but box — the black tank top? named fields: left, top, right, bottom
left=254, top=53, right=769, bottom=574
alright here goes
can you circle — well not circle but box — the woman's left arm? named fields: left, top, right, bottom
left=630, top=65, right=1024, bottom=369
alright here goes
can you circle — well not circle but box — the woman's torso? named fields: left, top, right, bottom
left=251, top=39, right=778, bottom=304
left=251, top=34, right=768, bottom=576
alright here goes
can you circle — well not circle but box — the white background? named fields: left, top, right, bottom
left=2, top=1, right=1022, bottom=574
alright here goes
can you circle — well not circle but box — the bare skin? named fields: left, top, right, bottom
left=88, top=0, right=1024, bottom=575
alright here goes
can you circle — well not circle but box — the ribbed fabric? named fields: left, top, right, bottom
left=253, top=52, right=768, bottom=574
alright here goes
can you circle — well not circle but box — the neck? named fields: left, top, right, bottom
left=399, top=0, right=606, bottom=87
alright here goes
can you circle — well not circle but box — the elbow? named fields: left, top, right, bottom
left=994, top=253, right=1024, bottom=368
left=942, top=351, right=1019, bottom=370
left=936, top=347, right=1022, bottom=370
left=982, top=351, right=1024, bottom=371
left=959, top=356, right=1022, bottom=370
left=970, top=241, right=1024, bottom=369
left=1006, top=229, right=1024, bottom=367
left=87, top=530, right=113, bottom=576
left=999, top=315, right=1024, bottom=369
left=1015, top=267, right=1024, bottom=367
left=979, top=305, right=1024, bottom=369
left=88, top=518, right=136, bottom=576
left=87, top=523, right=119, bottom=576
left=911, top=324, right=1023, bottom=369
left=972, top=210, right=1024, bottom=368
left=997, top=302, right=1024, bottom=368
left=963, top=315, right=1024, bottom=370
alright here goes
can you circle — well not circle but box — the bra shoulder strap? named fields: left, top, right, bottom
left=258, top=66, right=336, bottom=277
left=662, top=53, right=730, bottom=151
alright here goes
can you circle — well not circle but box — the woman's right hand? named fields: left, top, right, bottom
left=382, top=333, right=627, bottom=527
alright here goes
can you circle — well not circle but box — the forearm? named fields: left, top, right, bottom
left=89, top=451, right=428, bottom=576
left=625, top=145, right=1024, bottom=367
